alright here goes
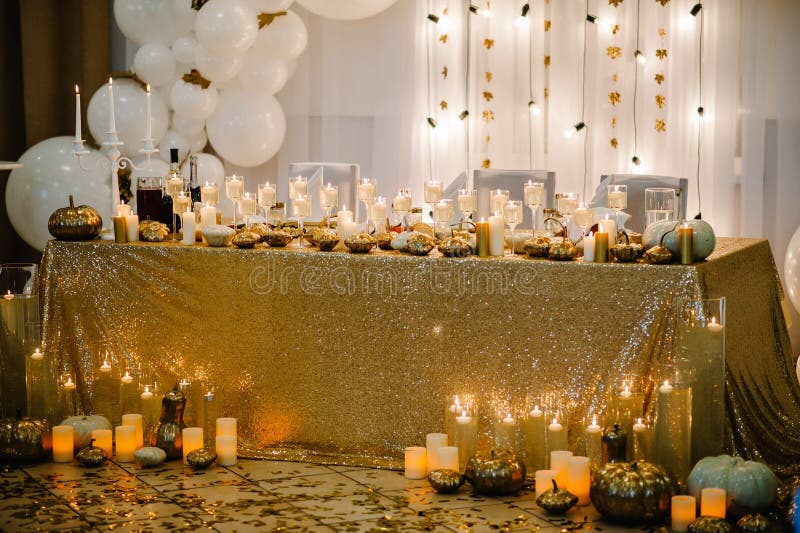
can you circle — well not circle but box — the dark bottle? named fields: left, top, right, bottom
left=160, top=149, right=181, bottom=231
left=189, top=155, right=201, bottom=206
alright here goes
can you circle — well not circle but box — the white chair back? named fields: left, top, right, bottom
left=288, top=162, right=360, bottom=222
left=472, top=169, right=556, bottom=228
left=592, top=174, right=688, bottom=233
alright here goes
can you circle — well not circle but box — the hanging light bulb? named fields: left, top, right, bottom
left=697, top=106, right=705, bottom=117
left=632, top=155, right=641, bottom=166
left=528, top=100, right=541, bottom=116
left=690, top=3, right=703, bottom=16
left=586, top=14, right=613, bottom=31
left=439, top=14, right=451, bottom=32
left=427, top=117, right=438, bottom=128
left=635, top=50, right=647, bottom=64
left=459, top=110, right=469, bottom=120
left=515, top=3, right=529, bottom=27
left=564, top=121, right=585, bottom=139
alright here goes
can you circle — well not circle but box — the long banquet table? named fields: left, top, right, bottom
left=40, top=237, right=800, bottom=476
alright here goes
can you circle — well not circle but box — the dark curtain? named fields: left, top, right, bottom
left=0, top=0, right=110, bottom=263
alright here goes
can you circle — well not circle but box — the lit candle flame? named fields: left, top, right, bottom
left=146, top=83, right=150, bottom=94
left=75, top=84, right=80, bottom=94
left=636, top=417, right=643, bottom=424
left=592, top=415, right=597, bottom=425
left=461, top=410, right=467, bottom=417
left=663, top=380, right=670, bottom=387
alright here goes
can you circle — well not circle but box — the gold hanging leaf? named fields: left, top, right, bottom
left=258, top=11, right=287, bottom=29
left=610, top=137, right=618, bottom=149
left=482, top=110, right=495, bottom=122
left=608, top=91, right=621, bottom=106
left=658, top=27, right=666, bottom=38
left=606, top=46, right=622, bottom=59
left=182, top=69, right=211, bottom=89
left=440, top=100, right=448, bottom=110
left=482, top=91, right=494, bottom=102
left=656, top=49, right=668, bottom=60
left=440, top=34, right=448, bottom=44
left=109, top=70, right=147, bottom=90
left=655, top=119, right=666, bottom=132
left=191, top=0, right=209, bottom=10
left=655, top=73, right=665, bottom=84
left=481, top=159, right=491, bottom=169
left=441, top=66, right=448, bottom=79
left=544, top=55, right=551, bottom=67
left=612, top=24, right=620, bottom=35
left=611, top=117, right=617, bottom=128
left=443, top=7, right=448, bottom=15
left=483, top=38, right=494, bottom=49
left=544, top=20, right=551, bottom=31
left=655, top=94, right=665, bottom=109
left=609, top=0, right=623, bottom=6
left=655, top=0, right=670, bottom=5
left=485, top=71, right=493, bottom=83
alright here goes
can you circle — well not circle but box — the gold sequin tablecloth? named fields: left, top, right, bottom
left=39, top=237, right=800, bottom=475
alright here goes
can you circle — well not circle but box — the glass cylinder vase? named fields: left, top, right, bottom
left=24, top=322, right=58, bottom=424
left=654, top=363, right=693, bottom=492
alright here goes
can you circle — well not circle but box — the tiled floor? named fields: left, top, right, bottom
left=0, top=458, right=648, bottom=532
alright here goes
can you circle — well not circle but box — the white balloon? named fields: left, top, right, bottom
left=172, top=35, right=198, bottom=65
left=195, top=0, right=258, bottom=56
left=195, top=45, right=244, bottom=83
left=189, top=129, right=208, bottom=152
left=206, top=86, right=286, bottom=167
left=785, top=225, right=800, bottom=315
left=172, top=0, right=196, bottom=28
left=172, top=113, right=205, bottom=136
left=158, top=130, right=190, bottom=163
left=133, top=43, right=176, bottom=87
left=170, top=79, right=219, bottom=119
left=252, top=10, right=307, bottom=61
left=113, top=0, right=194, bottom=46
left=247, top=0, right=294, bottom=11
left=5, top=137, right=110, bottom=251
left=238, top=47, right=288, bottom=96
left=87, top=79, right=169, bottom=158
left=285, top=58, right=298, bottom=79
left=296, top=0, right=399, bottom=20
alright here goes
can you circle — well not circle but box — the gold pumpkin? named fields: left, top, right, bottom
left=589, top=461, right=673, bottom=524
left=0, top=410, right=51, bottom=463
left=76, top=438, right=108, bottom=467
left=688, top=516, right=733, bottom=533
left=464, top=449, right=526, bottom=496
left=427, top=469, right=465, bottom=493
left=536, top=479, right=578, bottom=514
left=47, top=195, right=103, bottom=240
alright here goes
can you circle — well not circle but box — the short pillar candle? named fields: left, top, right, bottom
left=216, top=418, right=237, bottom=441
left=437, top=446, right=459, bottom=471
left=550, top=450, right=573, bottom=488
left=92, top=429, right=113, bottom=458
left=182, top=427, right=204, bottom=464
left=121, top=413, right=144, bottom=449
left=404, top=446, right=427, bottom=479
left=700, top=488, right=726, bottom=519
left=52, top=425, right=74, bottom=463
left=534, top=469, right=558, bottom=498
left=670, top=495, right=697, bottom=532
left=115, top=425, right=136, bottom=462
left=216, top=435, right=237, bottom=466
left=425, top=433, right=448, bottom=473
left=566, top=456, right=591, bottom=505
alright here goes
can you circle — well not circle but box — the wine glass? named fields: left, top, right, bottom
left=269, top=202, right=286, bottom=228
left=172, top=190, right=191, bottom=241
left=573, top=202, right=595, bottom=241
left=524, top=181, right=544, bottom=233
left=556, top=192, right=578, bottom=241
left=392, top=188, right=412, bottom=230
left=457, top=189, right=477, bottom=222
left=433, top=199, right=454, bottom=237
left=368, top=196, right=388, bottom=234
left=224, top=175, right=244, bottom=230
left=288, top=175, right=308, bottom=201
left=357, top=177, right=377, bottom=224
left=258, top=182, right=276, bottom=224
left=292, top=194, right=311, bottom=248
left=490, top=189, right=510, bottom=216
left=319, top=182, right=338, bottom=227
left=423, top=179, right=443, bottom=222
left=239, top=191, right=257, bottom=228
left=200, top=181, right=219, bottom=206
left=504, top=200, right=523, bottom=256
left=607, top=184, right=627, bottom=228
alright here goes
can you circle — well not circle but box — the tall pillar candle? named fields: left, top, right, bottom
left=550, top=450, right=573, bottom=488
left=200, top=205, right=217, bottom=228
left=52, top=425, right=74, bottom=463
left=437, top=446, right=459, bottom=471
left=182, top=427, right=204, bottom=465
left=74, top=85, right=81, bottom=140
left=547, top=418, right=568, bottom=455
left=671, top=495, right=697, bottom=532
left=488, top=214, right=505, bottom=256
left=632, top=418, right=653, bottom=462
left=566, top=456, right=591, bottom=505
left=594, top=232, right=609, bottom=263
left=115, top=425, right=136, bottom=462
left=534, top=469, right=558, bottom=498
left=426, top=432, right=448, bottom=473
left=583, top=232, right=595, bottom=262
left=107, top=78, right=116, bottom=132
left=92, top=429, right=113, bottom=458
left=216, top=435, right=237, bottom=466
left=494, top=413, right=517, bottom=451
left=216, top=418, right=237, bottom=447
left=523, top=406, right=546, bottom=471
left=444, top=395, right=463, bottom=445
left=121, top=413, right=144, bottom=449
left=597, top=217, right=616, bottom=243
left=113, top=215, right=127, bottom=243
left=404, top=446, right=427, bottom=479
left=454, top=411, right=478, bottom=471
left=476, top=219, right=490, bottom=257
left=125, top=215, right=139, bottom=242
left=202, top=388, right=218, bottom=448
left=700, top=488, right=726, bottom=519
left=585, top=416, right=602, bottom=466
left=181, top=212, right=196, bottom=245
left=678, top=223, right=693, bottom=265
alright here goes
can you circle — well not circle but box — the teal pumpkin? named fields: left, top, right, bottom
left=642, top=219, right=716, bottom=261
left=687, top=455, right=777, bottom=515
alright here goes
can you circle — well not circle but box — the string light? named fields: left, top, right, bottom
left=459, top=110, right=469, bottom=120
left=427, top=116, right=438, bottom=128
left=632, top=155, right=641, bottom=166
left=528, top=100, right=541, bottom=116
left=563, top=121, right=585, bottom=139
left=631, top=0, right=643, bottom=169
left=697, top=106, right=704, bottom=118
left=427, top=13, right=439, bottom=23
left=634, top=50, right=647, bottom=64
left=690, top=3, right=703, bottom=16
left=469, top=4, right=478, bottom=14
left=586, top=14, right=613, bottom=31
left=520, top=3, right=530, bottom=17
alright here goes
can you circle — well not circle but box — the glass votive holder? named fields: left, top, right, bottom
left=584, top=413, right=602, bottom=466
left=521, top=397, right=548, bottom=473
left=492, top=403, right=519, bottom=452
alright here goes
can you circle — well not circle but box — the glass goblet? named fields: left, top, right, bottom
left=291, top=194, right=312, bottom=248
left=239, top=191, right=257, bottom=228
left=172, top=190, right=191, bottom=241
left=504, top=200, right=523, bottom=256
left=573, top=202, right=595, bottom=240
left=556, top=192, right=579, bottom=241
left=524, top=181, right=544, bottom=232
left=224, top=175, right=244, bottom=230
left=423, top=179, right=443, bottom=222
left=258, top=182, right=277, bottom=224
left=433, top=199, right=454, bottom=237
left=607, top=184, right=627, bottom=228
left=368, top=196, right=388, bottom=234
left=392, top=188, right=412, bottom=230
left=319, top=182, right=339, bottom=227
left=490, top=189, right=510, bottom=216
left=457, top=189, right=477, bottom=223
left=200, top=180, right=219, bottom=207
left=357, top=177, right=377, bottom=224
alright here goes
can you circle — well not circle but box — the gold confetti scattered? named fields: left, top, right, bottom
left=611, top=117, right=617, bottom=128
left=655, top=0, right=670, bottom=5
left=655, top=73, right=665, bottom=84
left=544, top=20, right=551, bottom=31
left=439, top=34, right=448, bottom=44
left=482, top=110, right=495, bottom=122
left=441, top=66, right=448, bottom=79
left=440, top=100, right=448, bottom=110
left=655, top=94, right=665, bottom=109
left=609, top=0, right=623, bottom=6
left=257, top=11, right=287, bottom=29
left=612, top=24, right=620, bottom=34
left=610, top=137, right=618, bottom=149
left=656, top=49, right=668, bottom=60
left=544, top=55, right=551, bottom=67
left=481, top=159, right=491, bottom=168
left=482, top=91, right=494, bottom=102
left=609, top=91, right=621, bottom=106
left=655, top=119, right=666, bottom=132
left=485, top=71, right=493, bottom=83
left=658, top=27, right=666, bottom=38
left=483, top=38, right=494, bottom=49
left=607, top=46, right=622, bottom=59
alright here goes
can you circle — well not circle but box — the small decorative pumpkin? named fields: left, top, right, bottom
left=0, top=410, right=51, bottom=463
left=231, top=231, right=261, bottom=248
left=317, top=229, right=340, bottom=251
left=345, top=232, right=377, bottom=253
left=186, top=447, right=217, bottom=469
left=377, top=231, right=396, bottom=251
left=644, top=244, right=673, bottom=264
left=548, top=240, right=576, bottom=261
left=265, top=229, right=294, bottom=247
left=247, top=223, right=269, bottom=241
left=589, top=460, right=673, bottom=524
left=202, top=224, right=235, bottom=247
left=134, top=446, right=167, bottom=467
left=687, top=455, right=778, bottom=516
left=523, top=236, right=552, bottom=258
left=536, top=479, right=579, bottom=514
left=150, top=385, right=186, bottom=459
left=688, top=516, right=733, bottom=533
left=427, top=469, right=465, bottom=493
left=139, top=220, right=170, bottom=242
left=602, top=423, right=628, bottom=464
left=464, top=449, right=526, bottom=496
left=643, top=219, right=716, bottom=261
left=61, top=415, right=112, bottom=450
left=735, top=513, right=769, bottom=532
left=76, top=438, right=108, bottom=467
left=47, top=195, right=103, bottom=240
left=611, top=231, right=643, bottom=262
left=438, top=237, right=472, bottom=257
left=404, top=232, right=436, bottom=256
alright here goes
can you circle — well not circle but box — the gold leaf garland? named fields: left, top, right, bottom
left=606, top=46, right=622, bottom=59
left=544, top=55, right=551, bottom=67
left=182, top=69, right=211, bottom=89
left=440, top=100, right=448, bottom=110
left=481, top=159, right=491, bottom=168
left=483, top=38, right=494, bottom=49
left=257, top=11, right=287, bottom=29
left=439, top=34, right=448, bottom=44
left=609, top=0, right=623, bottom=6
left=482, top=91, right=494, bottom=102
left=655, top=95, right=665, bottom=109
left=654, top=73, right=665, bottom=84
left=441, top=66, right=448, bottom=79
left=655, top=49, right=668, bottom=60
left=609, top=92, right=621, bottom=106
left=610, top=138, right=618, bottom=149
left=655, top=119, right=666, bottom=132
left=544, top=20, right=551, bottom=31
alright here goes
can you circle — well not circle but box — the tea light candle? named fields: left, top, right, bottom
left=620, top=385, right=632, bottom=398
left=200, top=205, right=217, bottom=228
left=92, top=429, right=113, bottom=458
left=337, top=206, right=354, bottom=223
left=476, top=218, right=490, bottom=257
left=488, top=214, right=505, bottom=256
left=535, top=469, right=558, bottom=498
left=707, top=317, right=724, bottom=333
left=115, top=425, right=136, bottom=462
left=437, top=446, right=459, bottom=471
left=181, top=211, right=196, bottom=245
left=597, top=217, right=616, bottom=242
left=121, top=413, right=143, bottom=448
left=393, top=193, right=412, bottom=213
left=63, top=376, right=76, bottom=391
left=548, top=418, right=568, bottom=452
left=320, top=183, right=338, bottom=207
left=182, top=427, right=204, bottom=465
left=594, top=231, right=609, bottom=263
left=31, top=348, right=43, bottom=361
left=52, top=425, right=74, bottom=462
left=423, top=180, right=443, bottom=202
left=121, top=371, right=133, bottom=384
left=678, top=222, right=693, bottom=265
left=659, top=380, right=674, bottom=394
left=216, top=435, right=237, bottom=466
left=426, top=433, right=448, bottom=473
left=141, top=385, right=154, bottom=400
left=549, top=450, right=573, bottom=488
left=125, top=214, right=139, bottom=242
left=583, top=231, right=595, bottom=262
left=671, top=495, right=697, bottom=532
left=700, top=488, right=726, bottom=518
left=404, top=446, right=427, bottom=479
left=99, top=360, right=112, bottom=373
left=566, top=456, right=591, bottom=505
left=4, top=291, right=13, bottom=300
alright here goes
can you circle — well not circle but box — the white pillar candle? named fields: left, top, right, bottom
left=125, top=215, right=139, bottom=242
left=700, top=488, right=726, bottom=519
left=550, top=450, right=573, bottom=488
left=182, top=427, right=204, bottom=465
left=523, top=406, right=547, bottom=472
left=92, top=429, right=113, bottom=458
left=548, top=418, right=568, bottom=452
left=258, top=183, right=277, bottom=209
left=585, top=415, right=602, bottom=466
left=74, top=85, right=81, bottom=141
left=566, top=456, right=591, bottom=505
left=404, top=446, right=427, bottom=479
left=145, top=84, right=152, bottom=140
left=583, top=232, right=595, bottom=262
left=121, top=413, right=144, bottom=449
left=115, top=203, right=132, bottom=217
left=216, top=417, right=237, bottom=440
left=437, top=446, right=459, bottom=472
left=671, top=495, right=697, bottom=532
left=52, top=425, right=74, bottom=463
left=216, top=435, right=237, bottom=466
left=181, top=211, right=196, bottom=245
left=201, top=205, right=217, bottom=228
left=535, top=469, right=558, bottom=498
left=597, top=217, right=617, bottom=243
left=115, top=425, right=136, bottom=462
left=107, top=78, right=116, bottom=132
left=488, top=214, right=505, bottom=256
left=425, top=433, right=448, bottom=473
left=632, top=417, right=653, bottom=461
left=338, top=220, right=358, bottom=243
left=337, top=207, right=354, bottom=223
